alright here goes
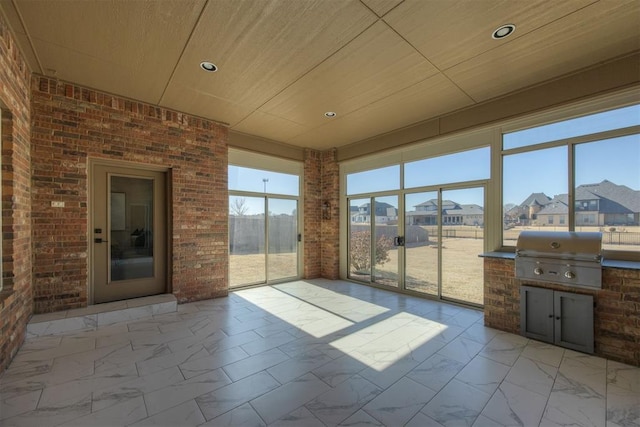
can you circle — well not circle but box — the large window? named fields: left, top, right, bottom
left=345, top=146, right=490, bottom=306
left=502, top=104, right=640, bottom=253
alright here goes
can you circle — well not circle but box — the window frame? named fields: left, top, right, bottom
left=499, top=96, right=640, bottom=260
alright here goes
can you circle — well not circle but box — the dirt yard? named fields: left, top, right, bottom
left=229, top=252, right=297, bottom=288
left=231, top=238, right=484, bottom=305
left=366, top=237, right=484, bottom=305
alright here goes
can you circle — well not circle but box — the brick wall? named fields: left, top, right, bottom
left=484, top=257, right=640, bottom=366
left=303, top=149, right=321, bottom=278
left=31, top=76, right=228, bottom=313
left=302, top=148, right=340, bottom=280
left=321, top=148, right=339, bottom=279
left=0, top=14, right=33, bottom=372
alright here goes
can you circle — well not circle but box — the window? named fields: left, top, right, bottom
left=229, top=165, right=299, bottom=196
left=503, top=104, right=640, bottom=150
left=404, top=147, right=490, bottom=189
left=347, top=165, right=399, bottom=195
left=503, top=146, right=568, bottom=242
left=503, top=104, right=640, bottom=253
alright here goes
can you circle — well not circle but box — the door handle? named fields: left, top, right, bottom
left=94, top=238, right=108, bottom=243
left=394, top=236, right=405, bottom=246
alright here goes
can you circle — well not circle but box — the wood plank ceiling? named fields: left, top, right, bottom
left=2, top=0, right=639, bottom=150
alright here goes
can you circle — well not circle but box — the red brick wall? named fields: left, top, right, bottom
left=303, top=149, right=321, bottom=278
left=484, top=257, right=640, bottom=366
left=303, top=148, right=340, bottom=280
left=30, top=76, right=228, bottom=312
left=321, top=149, right=339, bottom=279
left=0, top=15, right=33, bottom=373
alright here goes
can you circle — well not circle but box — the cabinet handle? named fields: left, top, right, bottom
left=555, top=316, right=561, bottom=320
left=548, top=314, right=553, bottom=318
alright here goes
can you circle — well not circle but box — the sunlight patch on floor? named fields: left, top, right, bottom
left=235, top=286, right=354, bottom=338
left=330, top=312, right=448, bottom=371
left=273, top=281, right=390, bottom=322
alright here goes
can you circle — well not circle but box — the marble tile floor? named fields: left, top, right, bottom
left=1, top=279, right=638, bottom=427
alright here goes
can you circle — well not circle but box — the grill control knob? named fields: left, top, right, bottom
left=534, top=267, right=543, bottom=275
left=564, top=271, right=575, bottom=279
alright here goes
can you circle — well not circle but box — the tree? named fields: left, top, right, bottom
left=350, top=230, right=393, bottom=272
left=230, top=197, right=249, bottom=216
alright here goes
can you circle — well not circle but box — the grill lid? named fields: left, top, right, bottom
left=516, top=231, right=602, bottom=262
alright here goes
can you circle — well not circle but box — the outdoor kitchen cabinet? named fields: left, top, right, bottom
left=520, top=286, right=594, bottom=354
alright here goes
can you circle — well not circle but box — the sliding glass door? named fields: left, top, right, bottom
left=404, top=191, right=438, bottom=297
left=348, top=196, right=399, bottom=288
left=440, top=187, right=484, bottom=305
left=228, top=158, right=301, bottom=288
left=348, top=187, right=484, bottom=305
left=229, top=196, right=266, bottom=287
left=268, top=198, right=298, bottom=282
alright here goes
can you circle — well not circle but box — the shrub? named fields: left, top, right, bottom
left=350, top=230, right=393, bottom=272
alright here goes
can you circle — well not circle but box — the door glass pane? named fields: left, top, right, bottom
left=372, top=196, right=398, bottom=287
left=441, top=187, right=484, bottom=305
left=229, top=196, right=265, bottom=287
left=348, top=198, right=371, bottom=282
left=110, top=176, right=154, bottom=281
left=268, top=198, right=298, bottom=281
left=405, top=191, right=438, bottom=295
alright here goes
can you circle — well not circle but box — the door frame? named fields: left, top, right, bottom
left=89, top=159, right=171, bottom=305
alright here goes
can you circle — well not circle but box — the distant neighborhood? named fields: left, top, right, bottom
left=347, top=180, right=639, bottom=229
left=505, top=180, right=640, bottom=227
left=351, top=200, right=484, bottom=226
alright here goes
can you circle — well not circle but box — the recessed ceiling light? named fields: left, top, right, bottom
left=200, top=61, right=218, bottom=72
left=324, top=112, right=337, bottom=118
left=492, top=24, right=516, bottom=40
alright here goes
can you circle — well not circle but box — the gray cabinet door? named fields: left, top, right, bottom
left=554, top=291, right=594, bottom=354
left=520, top=286, right=554, bottom=343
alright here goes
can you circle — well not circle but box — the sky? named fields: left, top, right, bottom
left=229, top=166, right=299, bottom=215
left=230, top=105, right=639, bottom=214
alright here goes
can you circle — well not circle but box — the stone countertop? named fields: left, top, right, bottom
left=479, top=251, right=640, bottom=270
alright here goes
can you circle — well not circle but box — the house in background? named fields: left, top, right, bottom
left=351, top=202, right=398, bottom=224
left=504, top=192, right=552, bottom=225
left=510, top=181, right=640, bottom=227
left=406, top=199, right=484, bottom=226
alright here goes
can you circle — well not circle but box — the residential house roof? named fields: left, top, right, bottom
left=536, top=180, right=639, bottom=216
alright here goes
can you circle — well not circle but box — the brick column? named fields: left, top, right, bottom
left=303, top=149, right=321, bottom=278
left=321, top=149, right=340, bottom=279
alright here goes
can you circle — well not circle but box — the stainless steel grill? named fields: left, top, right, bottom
left=515, top=231, right=603, bottom=289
